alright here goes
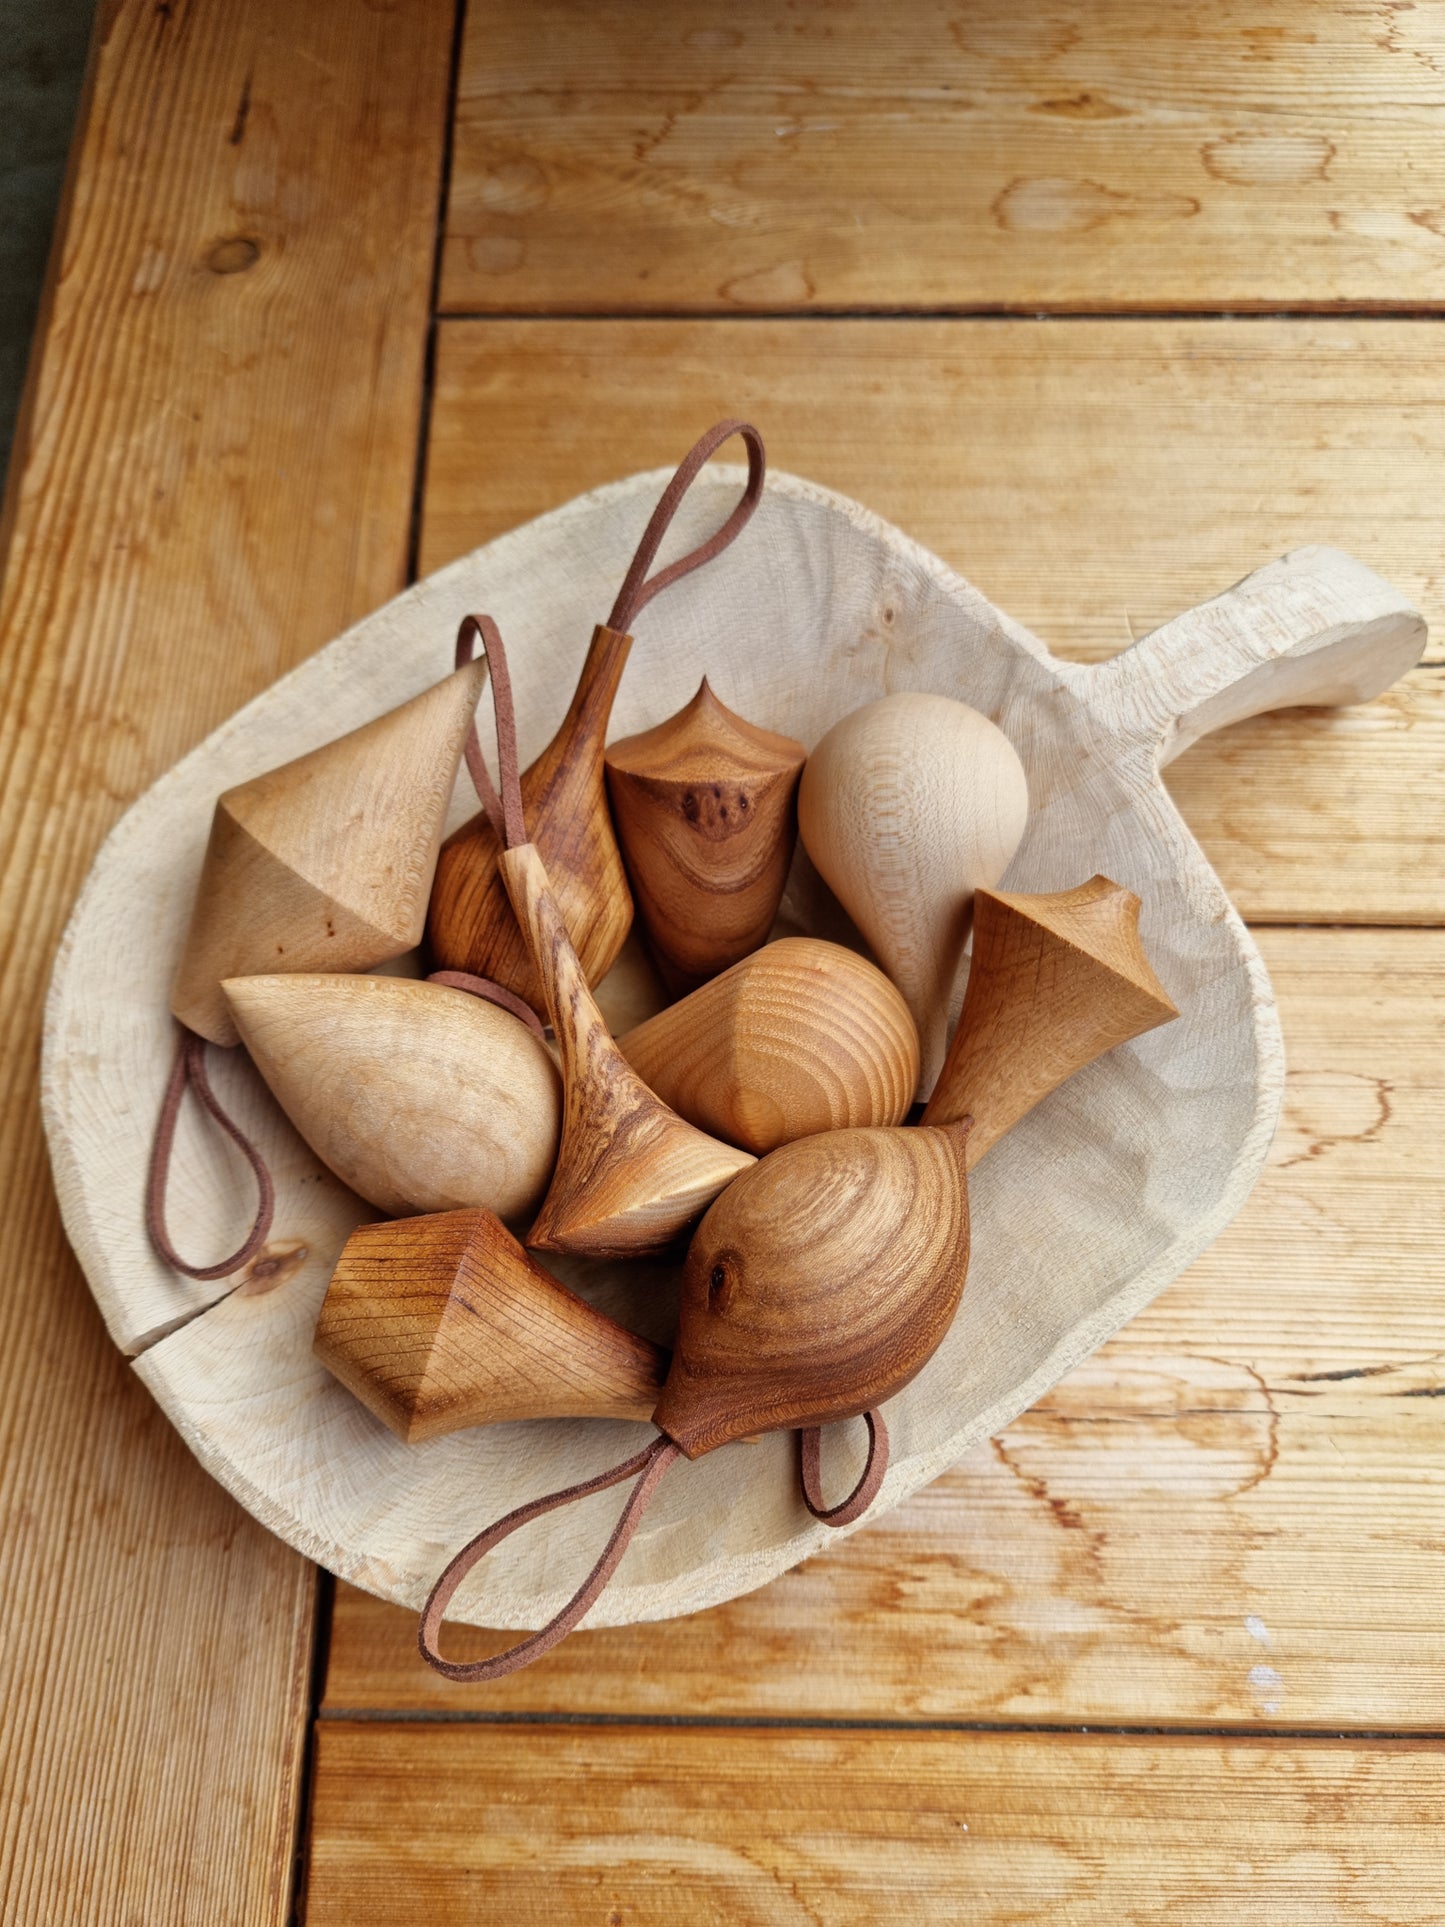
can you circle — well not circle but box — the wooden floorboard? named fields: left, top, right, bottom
left=422, top=316, right=1444, bottom=923
left=324, top=928, right=1445, bottom=1730
left=306, top=1722, right=1445, bottom=1924
left=0, top=1, right=455, bottom=1920
left=443, top=0, right=1445, bottom=314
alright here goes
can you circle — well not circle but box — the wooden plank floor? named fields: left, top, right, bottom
left=6, top=0, right=1444, bottom=1919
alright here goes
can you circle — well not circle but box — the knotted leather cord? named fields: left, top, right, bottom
left=145, top=1026, right=276, bottom=1280
left=419, top=1433, right=683, bottom=1681
left=798, top=1409, right=889, bottom=1528
left=607, top=420, right=766, bottom=636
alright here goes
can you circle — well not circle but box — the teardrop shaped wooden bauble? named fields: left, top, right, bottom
left=222, top=972, right=561, bottom=1222
left=315, top=1208, right=667, bottom=1443
left=426, top=622, right=634, bottom=1005
left=170, top=657, right=490, bottom=1047
left=797, top=693, right=1029, bottom=1098
left=653, top=1119, right=971, bottom=1458
left=604, top=679, right=806, bottom=992
left=617, top=937, right=919, bottom=1155
left=500, top=841, right=754, bottom=1259
left=921, top=877, right=1179, bottom=1163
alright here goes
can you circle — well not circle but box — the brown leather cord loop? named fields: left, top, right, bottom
left=798, top=1408, right=889, bottom=1529
left=455, top=613, right=525, bottom=849
left=606, top=420, right=766, bottom=636
left=419, top=1433, right=683, bottom=1682
left=145, top=1026, right=276, bottom=1280
left=426, top=969, right=546, bottom=1040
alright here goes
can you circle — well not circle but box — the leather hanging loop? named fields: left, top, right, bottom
left=454, top=612, right=526, bottom=849
left=607, top=420, right=766, bottom=637
left=426, top=969, right=547, bottom=1038
left=419, top=1432, right=683, bottom=1682
left=798, top=1408, right=889, bottom=1528
left=145, top=1026, right=276, bottom=1280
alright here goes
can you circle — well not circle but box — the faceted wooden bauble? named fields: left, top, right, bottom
left=604, top=679, right=806, bottom=992
left=426, top=622, right=634, bottom=1005
left=922, top=876, right=1180, bottom=1164
left=172, top=658, right=489, bottom=1047
left=222, top=972, right=560, bottom=1223
left=617, top=937, right=919, bottom=1155
left=653, top=1119, right=971, bottom=1458
left=314, top=1208, right=668, bottom=1444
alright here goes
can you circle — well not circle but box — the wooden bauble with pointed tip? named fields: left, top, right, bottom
left=653, top=1120, right=971, bottom=1458
left=604, top=679, right=806, bottom=991
left=922, top=877, right=1180, bottom=1162
left=617, top=937, right=919, bottom=1155
left=500, top=841, right=753, bottom=1258
left=315, top=1209, right=667, bottom=1443
left=222, top=972, right=560, bottom=1222
left=170, top=657, right=489, bottom=1047
left=427, top=623, right=634, bottom=1005
left=797, top=693, right=1029, bottom=1098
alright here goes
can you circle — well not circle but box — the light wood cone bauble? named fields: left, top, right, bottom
left=315, top=1209, right=667, bottom=1443
left=427, top=623, right=633, bottom=1005
left=171, top=657, right=489, bottom=1047
left=604, top=679, right=806, bottom=992
left=654, top=1119, right=971, bottom=1458
left=222, top=972, right=560, bottom=1222
left=500, top=841, right=754, bottom=1259
left=617, top=938, right=919, bottom=1155
left=921, top=877, right=1179, bottom=1162
left=797, top=693, right=1028, bottom=1098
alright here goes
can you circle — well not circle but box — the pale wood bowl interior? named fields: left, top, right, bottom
left=42, top=470, right=1423, bottom=1628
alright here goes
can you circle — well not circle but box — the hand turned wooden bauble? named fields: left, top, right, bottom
left=222, top=972, right=560, bottom=1222
left=500, top=840, right=754, bottom=1258
left=922, top=876, right=1179, bottom=1161
left=604, top=679, right=807, bottom=991
left=315, top=1208, right=667, bottom=1443
left=617, top=937, right=919, bottom=1155
left=171, top=657, right=490, bottom=1047
left=426, top=623, right=634, bottom=1005
left=797, top=693, right=1029, bottom=1097
left=653, top=1119, right=971, bottom=1457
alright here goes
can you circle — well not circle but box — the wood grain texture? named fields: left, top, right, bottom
left=422, top=316, right=1445, bottom=920
left=442, top=0, right=1445, bottom=315
left=0, top=0, right=454, bottom=1919
left=324, top=930, right=1445, bottom=1727
left=605, top=679, right=806, bottom=990
left=306, top=1723, right=1445, bottom=1924
left=314, top=1209, right=667, bottom=1441
left=618, top=938, right=919, bottom=1154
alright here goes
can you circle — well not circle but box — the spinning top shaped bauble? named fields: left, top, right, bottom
left=653, top=1119, right=972, bottom=1458
left=315, top=1208, right=667, bottom=1442
left=604, top=680, right=807, bottom=992
left=501, top=841, right=754, bottom=1258
left=922, top=877, right=1179, bottom=1161
left=617, top=937, right=919, bottom=1155
left=171, top=657, right=490, bottom=1047
left=222, top=972, right=561, bottom=1222
left=427, top=622, right=634, bottom=1005
left=797, top=693, right=1029, bottom=1098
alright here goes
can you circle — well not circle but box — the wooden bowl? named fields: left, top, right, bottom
left=42, top=469, right=1423, bottom=1630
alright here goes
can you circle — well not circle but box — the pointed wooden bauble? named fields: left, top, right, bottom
left=922, top=877, right=1180, bottom=1163
left=500, top=840, right=754, bottom=1258
left=221, top=972, right=561, bottom=1222
left=617, top=937, right=919, bottom=1155
left=171, top=657, right=489, bottom=1047
left=314, top=1208, right=668, bottom=1443
left=797, top=691, right=1029, bottom=1099
left=426, top=623, right=634, bottom=1003
left=604, top=678, right=807, bottom=992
